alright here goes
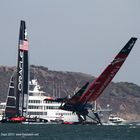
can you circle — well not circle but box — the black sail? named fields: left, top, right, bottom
left=16, top=20, right=29, bottom=117
left=5, top=76, right=16, bottom=118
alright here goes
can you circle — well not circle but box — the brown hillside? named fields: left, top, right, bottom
left=0, top=65, right=140, bottom=120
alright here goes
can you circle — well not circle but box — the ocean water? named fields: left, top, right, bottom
left=0, top=124, right=140, bottom=140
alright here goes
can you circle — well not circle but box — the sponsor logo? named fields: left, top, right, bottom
left=111, top=58, right=125, bottom=65
left=18, top=51, right=23, bottom=91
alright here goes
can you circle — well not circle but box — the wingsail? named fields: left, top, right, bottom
left=16, top=20, right=29, bottom=117
left=79, top=37, right=137, bottom=104
left=4, top=76, right=16, bottom=118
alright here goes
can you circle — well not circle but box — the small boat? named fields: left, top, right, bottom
left=108, top=114, right=125, bottom=124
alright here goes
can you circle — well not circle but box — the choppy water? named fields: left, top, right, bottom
left=0, top=123, right=140, bottom=140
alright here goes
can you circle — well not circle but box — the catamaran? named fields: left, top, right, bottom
left=47, top=37, right=137, bottom=124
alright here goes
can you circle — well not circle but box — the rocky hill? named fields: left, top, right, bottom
left=0, top=65, right=140, bottom=120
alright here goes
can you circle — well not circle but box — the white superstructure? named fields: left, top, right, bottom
left=27, top=79, right=78, bottom=122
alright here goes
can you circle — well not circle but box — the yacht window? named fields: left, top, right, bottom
left=28, top=100, right=41, bottom=103
left=28, top=112, right=47, bottom=115
left=28, top=106, right=43, bottom=109
left=44, top=106, right=59, bottom=110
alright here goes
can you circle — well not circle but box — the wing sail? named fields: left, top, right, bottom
left=16, top=20, right=29, bottom=117
left=79, top=37, right=137, bottom=104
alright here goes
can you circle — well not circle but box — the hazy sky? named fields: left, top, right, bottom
left=0, top=0, right=140, bottom=85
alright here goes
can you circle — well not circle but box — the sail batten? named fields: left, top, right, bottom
left=6, top=106, right=16, bottom=108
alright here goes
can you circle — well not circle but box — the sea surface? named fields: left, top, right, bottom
left=0, top=123, right=140, bottom=140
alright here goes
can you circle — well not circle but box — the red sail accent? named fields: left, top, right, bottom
left=79, top=37, right=137, bottom=104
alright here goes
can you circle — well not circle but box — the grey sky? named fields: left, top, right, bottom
left=0, top=0, right=140, bottom=85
